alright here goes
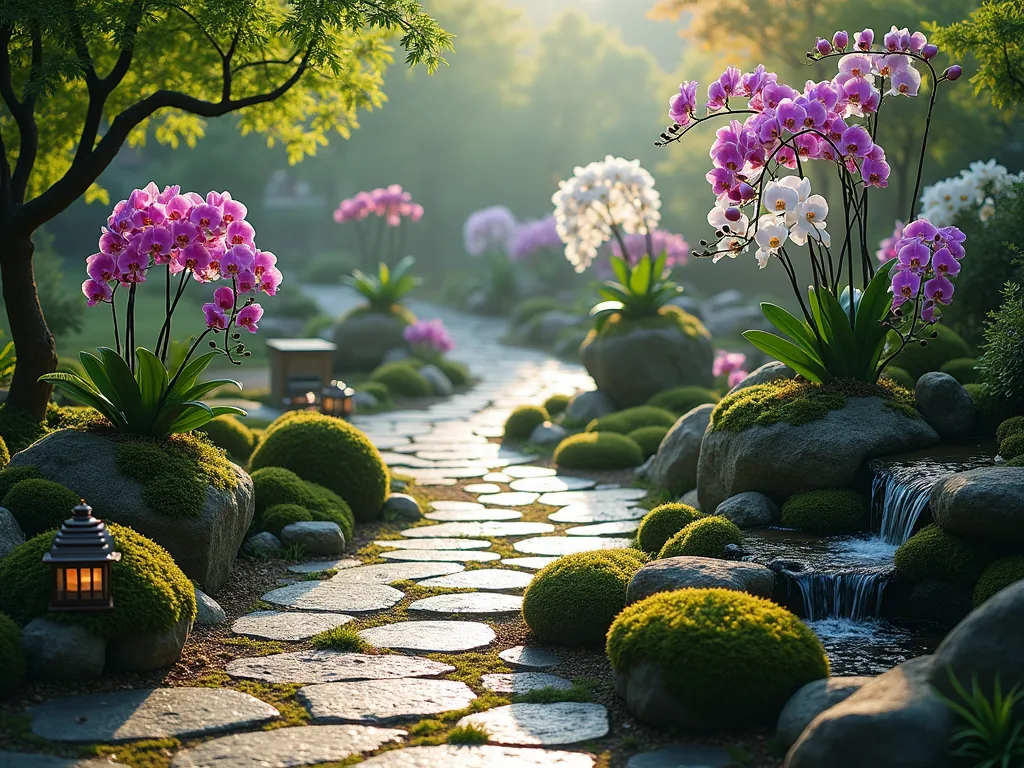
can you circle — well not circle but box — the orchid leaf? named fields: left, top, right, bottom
left=743, top=330, right=830, bottom=383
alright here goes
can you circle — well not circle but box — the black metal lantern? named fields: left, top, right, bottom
left=320, top=380, right=355, bottom=419
left=284, top=390, right=318, bottom=411
left=43, top=501, right=121, bottom=612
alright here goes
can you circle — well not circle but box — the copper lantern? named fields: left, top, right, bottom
left=43, top=501, right=121, bottom=611
left=320, top=380, right=355, bottom=419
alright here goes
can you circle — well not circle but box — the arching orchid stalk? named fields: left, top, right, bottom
left=333, top=184, right=424, bottom=270
left=658, top=27, right=967, bottom=384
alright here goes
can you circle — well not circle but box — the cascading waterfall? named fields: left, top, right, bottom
left=786, top=569, right=891, bottom=621
left=871, top=466, right=936, bottom=546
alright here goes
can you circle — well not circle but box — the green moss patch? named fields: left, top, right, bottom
left=587, top=305, right=710, bottom=341
left=370, top=362, right=432, bottom=398
left=647, top=386, right=719, bottom=415
left=780, top=489, right=868, bottom=535
left=434, top=359, right=470, bottom=387
left=586, top=406, right=677, bottom=434
left=999, top=433, right=1024, bottom=460
left=197, top=415, right=256, bottom=462
left=310, top=624, right=373, bottom=652
left=997, top=416, right=1024, bottom=444
left=0, top=465, right=40, bottom=502
left=251, top=466, right=354, bottom=541
left=880, top=366, right=915, bottom=389
left=543, top=394, right=571, bottom=417
left=627, top=426, right=669, bottom=459
left=0, top=436, right=8, bottom=469
left=894, top=524, right=995, bottom=588
left=973, top=555, right=1024, bottom=607
left=636, top=503, right=704, bottom=555
left=553, top=432, right=643, bottom=470
left=658, top=516, right=742, bottom=559
left=0, top=612, right=25, bottom=696
left=1, top=478, right=81, bottom=538
left=504, top=406, right=549, bottom=441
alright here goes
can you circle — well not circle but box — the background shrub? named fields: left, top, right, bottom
left=262, top=503, right=314, bottom=537
left=939, top=357, right=981, bottom=385
left=0, top=436, right=8, bottom=469
left=978, top=278, right=1024, bottom=415
left=197, top=415, right=256, bottom=462
left=658, top=516, right=741, bottom=560
left=627, top=425, right=669, bottom=459
left=509, top=297, right=563, bottom=327
left=250, top=466, right=355, bottom=540
left=892, top=324, right=973, bottom=379
left=586, top=406, right=677, bottom=434
left=646, top=386, right=719, bottom=415
left=2, top=478, right=80, bottom=537
left=504, top=406, right=549, bottom=440
left=999, top=433, right=1024, bottom=460
left=370, top=361, right=433, bottom=398
left=894, top=524, right=995, bottom=588
left=780, top=489, right=869, bottom=534
left=973, top=555, right=1024, bottom=607
left=0, top=612, right=25, bottom=696
left=553, top=432, right=643, bottom=470
left=434, top=359, right=470, bottom=387
left=996, top=416, right=1024, bottom=444
left=964, top=383, right=1015, bottom=436
left=636, top=503, right=703, bottom=555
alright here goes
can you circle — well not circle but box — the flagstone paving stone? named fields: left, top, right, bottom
left=428, top=500, right=485, bottom=511
left=461, top=483, right=503, bottom=494
left=401, top=522, right=554, bottom=539
left=417, top=569, right=533, bottom=591
left=547, top=506, right=648, bottom=524
left=475, top=492, right=540, bottom=507
left=538, top=489, right=647, bottom=507
left=358, top=745, right=594, bottom=767
left=373, top=538, right=492, bottom=550
left=512, top=537, right=632, bottom=556
left=498, top=645, right=561, bottom=670
left=379, top=549, right=502, bottom=563
left=226, top=651, right=454, bottom=684
left=231, top=610, right=355, bottom=642
left=425, top=508, right=522, bottom=522
left=262, top=582, right=404, bottom=612
left=329, top=562, right=464, bottom=585
left=456, top=703, right=609, bottom=745
left=502, top=465, right=558, bottom=478
left=500, top=557, right=559, bottom=571
left=481, top=672, right=573, bottom=694
left=299, top=679, right=476, bottom=724
left=408, top=592, right=523, bottom=614
left=287, top=558, right=361, bottom=573
left=565, top=520, right=640, bottom=537
left=508, top=476, right=597, bottom=493
left=0, top=752, right=111, bottom=767
left=358, top=620, right=496, bottom=652
left=484, top=472, right=514, bottom=482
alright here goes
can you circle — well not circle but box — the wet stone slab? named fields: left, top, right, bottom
left=498, top=645, right=561, bottom=670
left=359, top=620, right=496, bottom=652
left=379, top=549, right=501, bottom=563
left=500, top=557, right=559, bottom=571
left=538, top=489, right=647, bottom=507
left=481, top=673, right=573, bottom=695
left=359, top=745, right=594, bottom=767
left=461, top=483, right=504, bottom=494
left=457, top=703, right=609, bottom=745
left=170, top=725, right=406, bottom=768
left=475, top=492, right=540, bottom=507
left=508, top=476, right=597, bottom=493
left=329, top=562, right=464, bottom=585
left=28, top=688, right=279, bottom=743
left=299, top=679, right=476, bottom=724
left=548, top=506, right=648, bottom=524
left=425, top=509, right=522, bottom=522
left=428, top=500, right=485, bottom=511
left=417, top=569, right=533, bottom=591
left=502, top=466, right=558, bottom=479
left=565, top=521, right=640, bottom=537
left=231, top=611, right=354, bottom=642
left=262, top=582, right=403, bottom=612
left=512, top=537, right=632, bottom=556
left=374, top=538, right=492, bottom=550
left=408, top=592, right=523, bottom=615
left=401, top=522, right=554, bottom=539
left=288, top=558, right=361, bottom=574
left=483, top=472, right=513, bottom=482
left=226, top=651, right=455, bottom=684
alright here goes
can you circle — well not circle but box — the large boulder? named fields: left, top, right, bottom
left=915, top=372, right=975, bottom=439
left=0, top=508, right=25, bottom=557
left=776, top=677, right=872, bottom=749
left=563, top=390, right=616, bottom=426
left=580, top=311, right=714, bottom=409
left=9, top=430, right=254, bottom=592
left=22, top=618, right=106, bottom=680
left=715, top=491, right=779, bottom=528
left=626, top=556, right=774, bottom=604
left=930, top=467, right=1024, bottom=545
left=647, top=405, right=714, bottom=493
left=786, top=656, right=954, bottom=768
left=698, top=397, right=940, bottom=513
left=332, top=309, right=410, bottom=372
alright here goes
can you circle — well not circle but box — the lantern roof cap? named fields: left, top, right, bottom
left=43, top=501, right=121, bottom=564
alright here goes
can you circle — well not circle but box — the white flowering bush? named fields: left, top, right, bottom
left=919, top=160, right=1024, bottom=226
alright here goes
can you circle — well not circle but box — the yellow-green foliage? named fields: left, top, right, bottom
left=710, top=378, right=917, bottom=433
left=880, top=366, right=916, bottom=389
left=446, top=724, right=491, bottom=745
left=636, top=503, right=704, bottom=555
left=0, top=435, right=8, bottom=469
left=973, top=556, right=1024, bottom=607
left=940, top=357, right=981, bottom=385
left=310, top=624, right=372, bottom=652
left=627, top=426, right=669, bottom=459
left=646, top=386, right=719, bottom=415
left=250, top=412, right=389, bottom=522
left=996, top=416, right=1024, bottom=444
left=552, top=432, right=644, bottom=470
left=658, top=516, right=742, bottom=559
left=262, top=504, right=313, bottom=537
left=504, top=406, right=549, bottom=440
left=251, top=466, right=354, bottom=541
left=521, top=549, right=648, bottom=646
left=1008, top=456, right=1024, bottom=467
left=543, top=394, right=571, bottom=416
left=197, top=415, right=256, bottom=462
left=0, top=524, right=196, bottom=639
left=434, top=359, right=470, bottom=387
left=606, top=588, right=828, bottom=726
left=586, top=406, right=677, bottom=434
left=1, top=478, right=80, bottom=537
left=781, top=489, right=868, bottom=534
left=894, top=524, right=994, bottom=588
left=999, top=433, right=1024, bottom=460
left=892, top=324, right=973, bottom=379
left=589, top=305, right=709, bottom=341
left=370, top=361, right=432, bottom=398
left=0, top=611, right=25, bottom=696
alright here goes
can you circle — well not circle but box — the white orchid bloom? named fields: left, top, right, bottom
left=777, top=175, right=812, bottom=202
left=754, top=219, right=788, bottom=269
left=707, top=205, right=750, bottom=237
left=789, top=194, right=830, bottom=246
left=762, top=182, right=800, bottom=218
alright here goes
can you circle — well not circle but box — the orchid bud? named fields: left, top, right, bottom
left=724, top=207, right=742, bottom=222
left=945, top=65, right=963, bottom=81
left=832, top=30, right=849, bottom=51
left=816, top=37, right=832, bottom=56
left=922, top=43, right=938, bottom=60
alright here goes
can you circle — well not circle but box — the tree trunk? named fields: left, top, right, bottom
left=2, top=231, right=56, bottom=421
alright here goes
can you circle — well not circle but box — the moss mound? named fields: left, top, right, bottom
left=0, top=524, right=196, bottom=640
left=250, top=412, right=389, bottom=522
left=250, top=466, right=355, bottom=541
left=197, top=415, right=256, bottom=462
left=504, top=406, right=549, bottom=441
left=370, top=361, right=432, bottom=398
left=628, top=426, right=669, bottom=459
left=996, top=416, right=1024, bottom=444
left=0, top=612, right=25, bottom=696
left=358, top=381, right=391, bottom=406
left=710, top=378, right=917, bottom=433
left=606, top=588, right=828, bottom=726
left=894, top=524, right=994, bottom=588
left=586, top=406, right=677, bottom=434
left=588, top=305, right=710, bottom=341
left=0, top=465, right=40, bottom=501
left=658, top=516, right=742, bottom=559
left=262, top=503, right=314, bottom=537
left=999, top=433, right=1024, bottom=461
left=1, top=479, right=81, bottom=538
left=963, top=383, right=1014, bottom=437
left=636, top=503, right=704, bottom=555
left=892, top=325, right=973, bottom=379
left=880, top=366, right=916, bottom=389
left=781, top=489, right=868, bottom=534
left=940, top=357, right=981, bottom=385
left=0, top=405, right=49, bottom=454
left=521, top=549, right=648, bottom=646
left=647, top=386, right=720, bottom=415
left=510, top=297, right=564, bottom=327
left=543, top=394, right=571, bottom=417
left=553, top=432, right=644, bottom=470
left=433, top=359, right=470, bottom=387
left=973, top=556, right=1024, bottom=607
left=0, top=436, right=8, bottom=469
left=1008, top=456, right=1024, bottom=468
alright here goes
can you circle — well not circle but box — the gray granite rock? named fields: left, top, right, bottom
left=931, top=467, right=1024, bottom=544
left=107, top=616, right=190, bottom=673
left=170, top=724, right=406, bottom=768
left=232, top=610, right=354, bottom=641
left=418, top=570, right=533, bottom=591
left=28, top=688, right=279, bottom=743
left=714, top=491, right=779, bottom=528
left=288, top=558, right=361, bottom=573
left=330, top=562, right=464, bottom=584
left=382, top=493, right=423, bottom=522
left=359, top=745, right=594, bottom=767
left=500, top=557, right=559, bottom=571
left=358, top=620, right=495, bottom=652
left=375, top=538, right=491, bottom=550
left=401, top=522, right=554, bottom=538
left=512, top=536, right=631, bottom=556
left=0, top=753, right=111, bottom=768
left=379, top=549, right=501, bottom=563
left=408, top=593, right=523, bottom=614
left=498, top=645, right=560, bottom=670
left=508, top=476, right=597, bottom=493
left=227, top=650, right=455, bottom=684
left=281, top=521, right=346, bottom=557
left=425, top=509, right=522, bottom=522
left=564, top=390, right=616, bottom=426
left=777, top=677, right=873, bottom=748
left=626, top=557, right=774, bottom=605
left=680, top=488, right=701, bottom=511
left=481, top=673, right=572, bottom=695
left=528, top=422, right=568, bottom=447
left=262, top=581, right=403, bottom=612
left=0, top=508, right=25, bottom=557
left=332, top=311, right=408, bottom=371
left=22, top=618, right=105, bottom=680
left=565, top=521, right=640, bottom=537
left=457, top=702, right=608, bottom=745
left=647, top=405, right=714, bottom=493
left=194, top=587, right=227, bottom=626
left=420, top=364, right=455, bottom=396
left=627, top=745, right=732, bottom=768
left=244, top=531, right=283, bottom=556
left=915, top=372, right=975, bottom=439
left=726, top=361, right=796, bottom=394
left=300, top=679, right=476, bottom=724
left=548, top=505, right=647, bottom=524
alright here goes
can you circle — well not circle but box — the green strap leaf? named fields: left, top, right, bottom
left=743, top=330, right=831, bottom=383
left=760, top=302, right=822, bottom=359
left=378, top=261, right=391, bottom=285
left=629, top=255, right=652, bottom=296
left=98, top=347, right=145, bottom=429
left=169, top=351, right=218, bottom=395
left=39, top=372, right=128, bottom=430
left=135, top=348, right=169, bottom=425
left=590, top=300, right=624, bottom=317
left=79, top=351, right=123, bottom=411
left=609, top=255, right=629, bottom=286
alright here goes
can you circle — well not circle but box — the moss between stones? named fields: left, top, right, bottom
left=433, top=359, right=470, bottom=388
left=999, top=433, right=1024, bottom=460
left=250, top=412, right=389, bottom=522
left=521, top=549, right=648, bottom=646
left=628, top=426, right=669, bottom=459
left=114, top=432, right=236, bottom=521
left=996, top=416, right=1024, bottom=444
left=0, top=611, right=25, bottom=696
left=197, top=415, right=256, bottom=462
left=0, top=524, right=196, bottom=639
left=780, top=489, right=869, bottom=535
left=504, top=406, right=549, bottom=441
left=880, top=366, right=916, bottom=389
left=0, top=405, right=49, bottom=455
left=973, top=555, right=1024, bottom=607
left=710, top=377, right=918, bottom=434
left=606, top=588, right=829, bottom=726
left=659, top=515, right=742, bottom=560
left=894, top=524, right=995, bottom=588
left=586, top=406, right=677, bottom=434
left=543, top=394, right=571, bottom=417
left=553, top=432, right=644, bottom=470
left=891, top=324, right=973, bottom=379
left=586, top=305, right=710, bottom=342
left=940, top=357, right=981, bottom=385
left=636, top=503, right=704, bottom=555
left=646, top=386, right=720, bottom=415
left=370, top=361, right=433, bottom=399
left=1, top=478, right=81, bottom=538
left=262, top=504, right=314, bottom=537
left=250, top=466, right=355, bottom=541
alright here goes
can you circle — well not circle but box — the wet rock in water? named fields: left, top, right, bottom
left=776, top=677, right=873, bottom=748
left=626, top=557, right=774, bottom=605
left=244, top=531, right=283, bottom=556
left=726, top=361, right=796, bottom=395
left=0, top=508, right=25, bottom=557
left=194, top=587, right=227, bottom=626
left=420, top=365, right=454, bottom=397
left=715, top=491, right=779, bottom=528
left=22, top=618, right=106, bottom=680
left=281, top=521, right=346, bottom=557
left=529, top=422, right=567, bottom=447
left=915, top=372, right=975, bottom=439
left=930, top=467, right=1024, bottom=544
left=647, top=405, right=714, bottom=493
left=382, top=493, right=422, bottom=522
left=563, top=391, right=616, bottom=425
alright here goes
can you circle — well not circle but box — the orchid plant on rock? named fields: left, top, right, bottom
left=659, top=26, right=967, bottom=385
left=43, top=183, right=280, bottom=437
left=403, top=319, right=455, bottom=363
left=333, top=184, right=424, bottom=271
left=463, top=206, right=520, bottom=311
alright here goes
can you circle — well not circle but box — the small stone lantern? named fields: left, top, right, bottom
left=43, top=501, right=121, bottom=611
left=320, top=380, right=355, bottom=419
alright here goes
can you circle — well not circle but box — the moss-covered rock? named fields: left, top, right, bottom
left=0, top=524, right=196, bottom=640
left=627, top=426, right=669, bottom=459
left=997, top=416, right=1024, bottom=444
left=894, top=524, right=994, bottom=588
left=636, top=503, right=704, bottom=555
left=262, top=504, right=314, bottom=537
left=370, top=361, right=432, bottom=398
left=521, top=549, right=648, bottom=645
left=999, top=433, right=1024, bottom=460
left=658, top=516, right=742, bottom=560
left=0, top=611, right=25, bottom=696
left=880, top=366, right=916, bottom=389
left=940, top=357, right=981, bottom=385
left=647, top=386, right=720, bottom=415
left=780, top=489, right=868, bottom=534
left=586, top=406, right=677, bottom=434
left=197, top=415, right=256, bottom=462
left=250, top=466, right=354, bottom=541
left=891, top=324, right=973, bottom=379
left=553, top=432, right=644, bottom=470
left=543, top=394, right=571, bottom=417
left=972, top=555, right=1024, bottom=607
left=1, top=478, right=80, bottom=538
left=434, top=359, right=470, bottom=387
left=250, top=412, right=389, bottom=522
left=606, top=588, right=828, bottom=727
left=504, top=406, right=549, bottom=441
